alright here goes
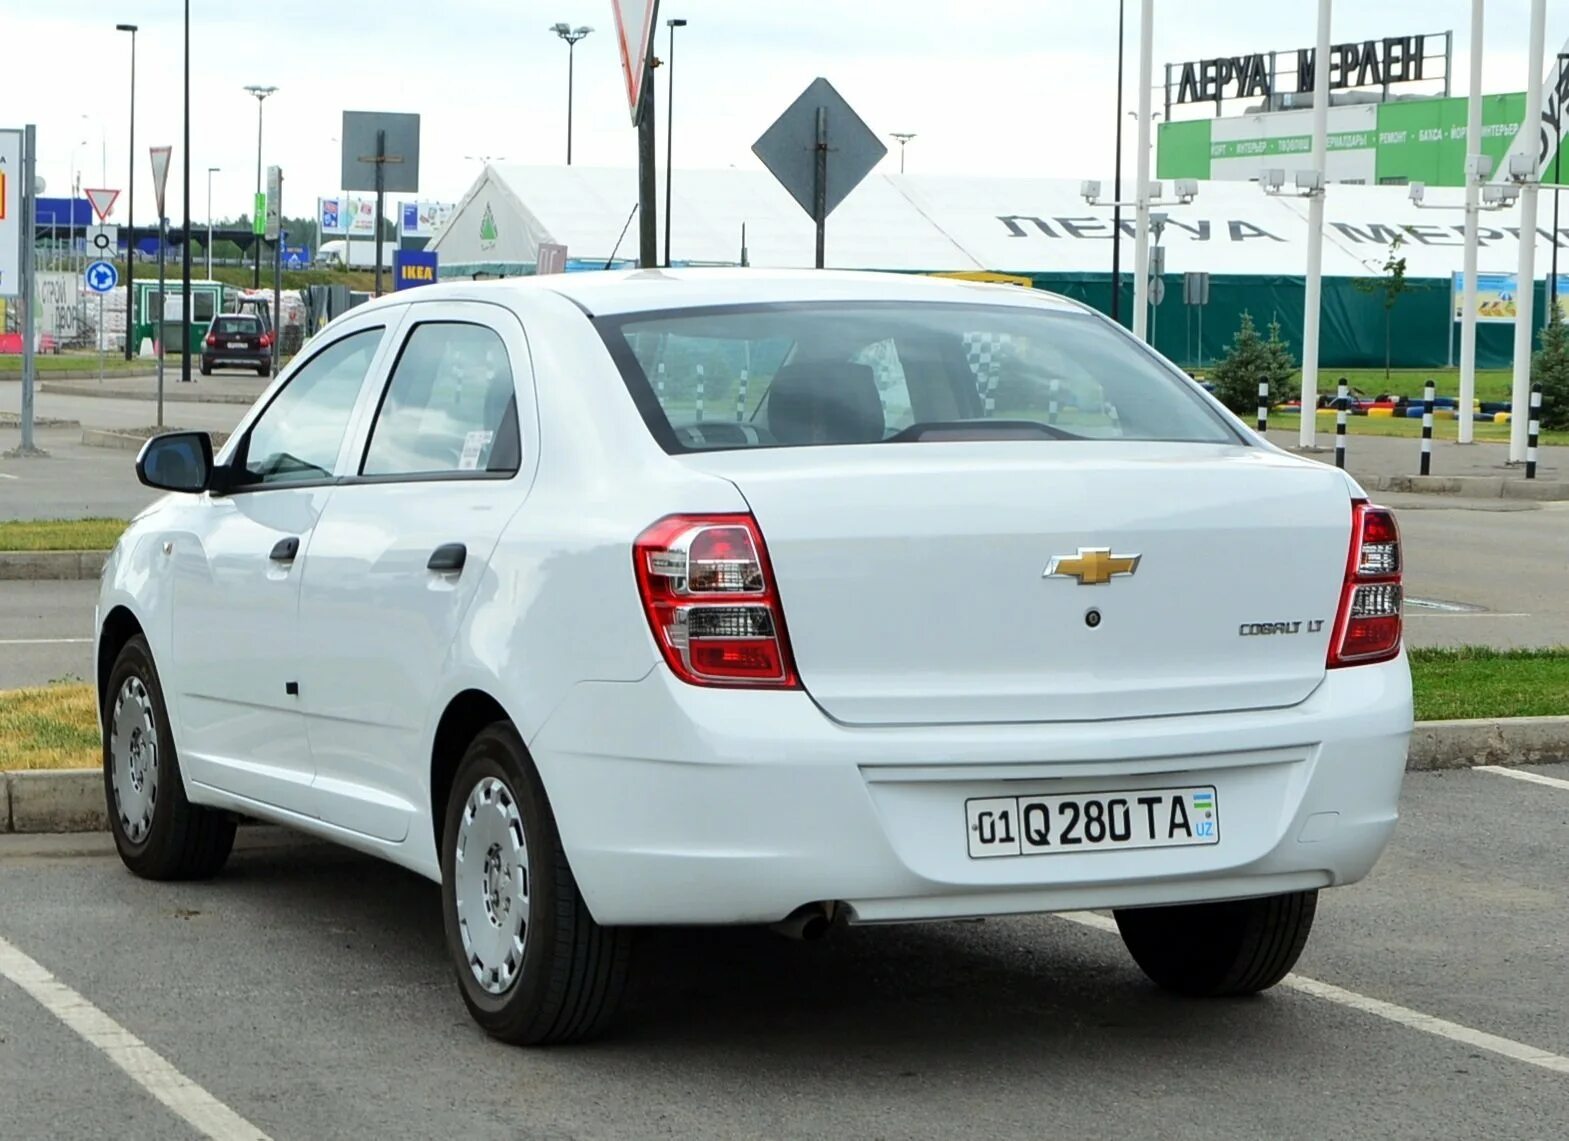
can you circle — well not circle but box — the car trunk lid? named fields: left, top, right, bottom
left=678, top=441, right=1353, bottom=726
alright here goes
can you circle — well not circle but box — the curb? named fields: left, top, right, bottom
left=0, top=550, right=109, bottom=581
left=5, top=717, right=1568, bottom=833
left=80, top=428, right=231, bottom=453
left=1363, top=474, right=1569, bottom=501
left=39, top=381, right=261, bottom=406
left=0, top=413, right=82, bottom=430
left=80, top=428, right=151, bottom=452
left=1408, top=716, right=1569, bottom=770
left=1, top=371, right=157, bottom=383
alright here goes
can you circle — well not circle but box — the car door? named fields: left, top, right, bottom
left=295, top=303, right=539, bottom=842
left=169, top=315, right=399, bottom=816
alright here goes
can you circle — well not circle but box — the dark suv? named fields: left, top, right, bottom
left=201, top=314, right=273, bottom=377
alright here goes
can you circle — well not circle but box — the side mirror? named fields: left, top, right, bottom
left=135, top=431, right=215, bottom=493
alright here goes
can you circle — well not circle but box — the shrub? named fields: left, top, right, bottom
left=1533, top=304, right=1569, bottom=431
left=1209, top=311, right=1296, bottom=416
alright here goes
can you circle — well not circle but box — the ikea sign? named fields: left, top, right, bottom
left=393, top=249, right=439, bottom=290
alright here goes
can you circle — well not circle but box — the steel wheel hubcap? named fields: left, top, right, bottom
left=454, top=775, right=530, bottom=995
left=110, top=677, right=159, bottom=844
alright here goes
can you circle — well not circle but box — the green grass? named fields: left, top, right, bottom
left=0, top=518, right=128, bottom=552
left=1268, top=412, right=1569, bottom=448
left=1409, top=647, right=1569, bottom=721
left=0, top=684, right=100, bottom=771
left=0, top=354, right=157, bottom=374
left=1184, top=367, right=1519, bottom=404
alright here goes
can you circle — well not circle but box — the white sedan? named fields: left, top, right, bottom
left=98, top=269, right=1411, bottom=1044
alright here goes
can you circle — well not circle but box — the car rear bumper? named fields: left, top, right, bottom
left=202, top=351, right=269, bottom=366
left=527, top=656, right=1412, bottom=926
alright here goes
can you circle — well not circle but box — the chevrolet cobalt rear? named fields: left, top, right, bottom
left=99, top=270, right=1413, bottom=1044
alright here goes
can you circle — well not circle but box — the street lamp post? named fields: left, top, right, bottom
left=1111, top=0, right=1126, bottom=325
left=664, top=18, right=687, bottom=266
left=1553, top=51, right=1567, bottom=316
left=551, top=24, right=593, bottom=165
left=116, top=23, right=137, bottom=359
left=206, top=167, right=220, bottom=279
left=890, top=132, right=916, bottom=174
left=243, top=84, right=277, bottom=288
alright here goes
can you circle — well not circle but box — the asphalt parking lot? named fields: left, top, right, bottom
left=1, top=763, right=1566, bottom=1140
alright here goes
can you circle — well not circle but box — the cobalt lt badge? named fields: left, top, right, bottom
left=1044, top=547, right=1141, bottom=586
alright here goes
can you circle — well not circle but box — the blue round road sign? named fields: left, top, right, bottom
left=85, top=260, right=119, bottom=294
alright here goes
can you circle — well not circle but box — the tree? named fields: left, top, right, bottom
left=1352, top=234, right=1408, bottom=381
left=1532, top=303, right=1569, bottom=431
left=1209, top=311, right=1295, bottom=416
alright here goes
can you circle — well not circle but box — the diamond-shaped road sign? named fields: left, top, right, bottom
left=752, top=78, right=886, bottom=224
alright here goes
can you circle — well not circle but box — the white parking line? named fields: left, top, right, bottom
left=1057, top=911, right=1569, bottom=1077
left=0, top=472, right=18, bottom=480
left=0, top=934, right=272, bottom=1140
left=0, top=638, right=92, bottom=646
left=1476, top=765, right=1569, bottom=792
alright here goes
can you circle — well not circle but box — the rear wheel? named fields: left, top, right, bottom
left=440, top=723, right=633, bottom=1045
left=199, top=359, right=212, bottom=376
left=103, top=636, right=236, bottom=880
left=1113, top=890, right=1317, bottom=997
left=256, top=365, right=270, bottom=378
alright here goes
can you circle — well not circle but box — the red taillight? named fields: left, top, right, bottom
left=1328, top=501, right=1403, bottom=668
left=634, top=513, right=799, bottom=688
left=204, top=334, right=217, bottom=346
left=259, top=331, right=274, bottom=348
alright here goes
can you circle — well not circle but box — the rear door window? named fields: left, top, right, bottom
left=596, top=301, right=1238, bottom=452
left=360, top=322, right=521, bottom=478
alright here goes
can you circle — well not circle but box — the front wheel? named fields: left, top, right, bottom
left=1113, top=890, right=1317, bottom=997
left=103, top=635, right=236, bottom=880
left=440, top=723, right=633, bottom=1045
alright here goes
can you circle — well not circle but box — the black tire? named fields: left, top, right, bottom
left=199, top=360, right=212, bottom=376
left=1113, top=890, right=1317, bottom=997
left=440, top=723, right=633, bottom=1045
left=103, top=636, right=236, bottom=880
left=256, top=365, right=270, bottom=378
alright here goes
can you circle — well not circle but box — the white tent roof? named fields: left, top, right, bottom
left=429, top=165, right=1560, bottom=280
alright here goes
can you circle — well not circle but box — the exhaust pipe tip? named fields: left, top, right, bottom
left=770, top=902, right=839, bottom=941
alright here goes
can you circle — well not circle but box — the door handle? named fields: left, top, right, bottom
left=427, top=543, right=467, bottom=573
left=269, top=537, right=300, bottom=563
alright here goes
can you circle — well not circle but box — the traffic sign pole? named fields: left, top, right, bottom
left=813, top=107, right=827, bottom=269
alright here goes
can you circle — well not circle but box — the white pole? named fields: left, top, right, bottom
left=1131, top=0, right=1154, bottom=342
left=1300, top=0, right=1332, bottom=449
left=1457, top=0, right=1484, bottom=445
left=1510, top=0, right=1548, bottom=463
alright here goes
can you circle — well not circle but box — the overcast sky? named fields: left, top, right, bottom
left=1, top=0, right=1564, bottom=227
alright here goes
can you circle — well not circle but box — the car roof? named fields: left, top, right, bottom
left=350, top=268, right=1090, bottom=319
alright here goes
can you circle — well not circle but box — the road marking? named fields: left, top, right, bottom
left=0, top=472, right=17, bottom=480
left=1476, top=765, right=1569, bottom=792
left=1057, top=911, right=1569, bottom=1077
left=0, top=933, right=273, bottom=1140
left=0, top=637, right=92, bottom=645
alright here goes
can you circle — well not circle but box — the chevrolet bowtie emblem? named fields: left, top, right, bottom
left=1044, top=547, right=1142, bottom=586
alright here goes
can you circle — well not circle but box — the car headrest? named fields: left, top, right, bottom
left=766, top=361, right=885, bottom=445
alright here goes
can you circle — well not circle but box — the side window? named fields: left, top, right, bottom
left=239, top=327, right=383, bottom=485
left=360, top=322, right=521, bottom=478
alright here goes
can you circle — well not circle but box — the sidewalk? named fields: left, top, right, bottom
left=1266, top=429, right=1568, bottom=498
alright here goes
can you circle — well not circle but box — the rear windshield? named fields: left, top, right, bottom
left=212, top=316, right=259, bottom=335
left=596, top=301, right=1239, bottom=452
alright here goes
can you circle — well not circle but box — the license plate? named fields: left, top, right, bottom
left=227, top=341, right=246, bottom=349
left=965, top=786, right=1219, bottom=859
